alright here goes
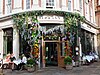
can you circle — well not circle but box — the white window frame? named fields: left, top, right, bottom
left=46, top=0, right=55, bottom=9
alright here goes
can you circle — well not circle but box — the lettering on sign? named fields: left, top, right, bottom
left=38, top=15, right=64, bottom=23
left=38, top=16, right=61, bottom=20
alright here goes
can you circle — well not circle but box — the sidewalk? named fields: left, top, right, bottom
left=3, top=61, right=100, bottom=75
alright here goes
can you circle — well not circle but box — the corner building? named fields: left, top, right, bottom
left=0, top=0, right=98, bottom=68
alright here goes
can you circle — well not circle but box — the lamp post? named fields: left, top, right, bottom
left=75, top=20, right=80, bottom=67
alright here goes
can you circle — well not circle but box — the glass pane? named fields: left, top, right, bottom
left=52, top=2, right=54, bottom=6
left=68, top=1, right=71, bottom=11
left=49, top=0, right=51, bottom=2
left=26, top=0, right=30, bottom=9
left=52, top=0, right=54, bottom=2
left=3, top=37, right=7, bottom=58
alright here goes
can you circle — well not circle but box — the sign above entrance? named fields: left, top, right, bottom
left=37, top=15, right=64, bottom=24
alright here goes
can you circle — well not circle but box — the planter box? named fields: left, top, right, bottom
left=27, top=66, right=35, bottom=72
left=65, top=65, right=73, bottom=70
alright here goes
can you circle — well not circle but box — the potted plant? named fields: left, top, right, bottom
left=27, top=58, right=36, bottom=72
left=64, top=56, right=72, bottom=70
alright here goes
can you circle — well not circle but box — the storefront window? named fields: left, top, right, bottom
left=81, top=29, right=95, bottom=55
left=3, top=28, right=13, bottom=57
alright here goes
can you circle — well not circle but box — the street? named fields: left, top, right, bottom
left=3, top=61, right=100, bottom=75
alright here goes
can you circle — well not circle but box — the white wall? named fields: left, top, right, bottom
left=74, top=0, right=80, bottom=11
left=94, top=35, right=98, bottom=55
left=0, top=19, right=13, bottom=29
left=61, top=0, right=67, bottom=11
left=13, top=26, right=19, bottom=59
left=0, top=30, right=3, bottom=58
left=12, top=0, right=22, bottom=13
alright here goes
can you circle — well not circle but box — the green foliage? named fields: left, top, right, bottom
left=27, top=58, right=35, bottom=66
left=64, top=56, right=72, bottom=65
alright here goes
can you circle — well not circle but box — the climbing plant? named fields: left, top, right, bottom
left=12, top=10, right=85, bottom=57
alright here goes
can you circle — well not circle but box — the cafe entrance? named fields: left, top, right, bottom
left=45, top=42, right=58, bottom=66
left=42, top=38, right=66, bottom=68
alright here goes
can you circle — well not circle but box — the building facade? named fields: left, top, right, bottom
left=0, top=0, right=98, bottom=68
left=95, top=0, right=100, bottom=57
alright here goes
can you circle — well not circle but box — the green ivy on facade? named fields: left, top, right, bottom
left=12, top=10, right=85, bottom=49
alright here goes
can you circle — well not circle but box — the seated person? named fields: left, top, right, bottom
left=0, top=53, right=11, bottom=69
left=17, top=54, right=27, bottom=70
left=10, top=54, right=16, bottom=62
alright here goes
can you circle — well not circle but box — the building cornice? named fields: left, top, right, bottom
left=0, top=15, right=12, bottom=22
left=0, top=10, right=100, bottom=30
left=84, top=19, right=100, bottom=29
left=95, top=10, right=100, bottom=13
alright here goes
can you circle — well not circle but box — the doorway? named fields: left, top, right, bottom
left=45, top=42, right=58, bottom=66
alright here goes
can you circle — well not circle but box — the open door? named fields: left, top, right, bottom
left=57, top=42, right=65, bottom=67
left=45, top=42, right=58, bottom=66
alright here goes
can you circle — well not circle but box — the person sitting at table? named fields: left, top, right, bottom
left=17, top=54, right=27, bottom=70
left=2, top=53, right=11, bottom=68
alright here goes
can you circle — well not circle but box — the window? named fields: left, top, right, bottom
left=85, top=1, right=89, bottom=20
left=68, top=0, right=71, bottom=11
left=90, top=7, right=93, bottom=22
left=7, top=0, right=12, bottom=13
left=46, top=0, right=54, bottom=8
left=3, top=28, right=13, bottom=57
left=26, top=0, right=30, bottom=9
left=79, top=0, right=82, bottom=13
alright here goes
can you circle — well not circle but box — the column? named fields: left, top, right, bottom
left=94, top=34, right=98, bottom=55
left=33, top=0, right=39, bottom=8
left=13, top=27, right=19, bottom=59
left=0, top=30, right=3, bottom=59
